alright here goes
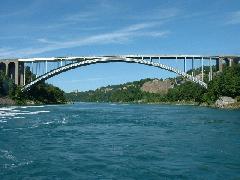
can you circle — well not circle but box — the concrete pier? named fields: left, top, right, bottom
left=216, top=58, right=223, bottom=72
left=0, top=59, right=24, bottom=85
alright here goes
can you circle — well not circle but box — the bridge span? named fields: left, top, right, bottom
left=0, top=55, right=239, bottom=91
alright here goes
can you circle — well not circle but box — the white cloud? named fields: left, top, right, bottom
left=226, top=11, right=240, bottom=25
left=63, top=12, right=96, bottom=22
left=0, top=23, right=169, bottom=58
left=121, top=22, right=157, bottom=32
left=36, top=38, right=58, bottom=44
left=0, top=1, right=42, bottom=19
left=129, top=7, right=180, bottom=21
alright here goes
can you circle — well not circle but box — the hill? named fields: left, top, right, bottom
left=65, top=64, right=240, bottom=108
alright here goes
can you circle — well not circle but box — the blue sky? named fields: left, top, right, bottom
left=0, top=0, right=240, bottom=92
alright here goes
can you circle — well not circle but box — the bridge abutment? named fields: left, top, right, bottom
left=19, top=62, right=25, bottom=86
left=0, top=60, right=25, bottom=86
left=14, top=61, right=19, bottom=85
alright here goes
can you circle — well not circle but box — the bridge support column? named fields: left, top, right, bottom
left=216, top=58, right=223, bottom=72
left=5, top=62, right=9, bottom=76
left=14, top=61, right=19, bottom=85
left=19, top=62, right=25, bottom=86
left=209, top=57, right=212, bottom=81
left=24, top=64, right=26, bottom=86
left=45, top=61, right=48, bottom=73
left=36, top=62, right=38, bottom=78
left=31, top=62, right=34, bottom=81
left=192, top=57, right=194, bottom=76
left=201, top=57, right=204, bottom=81
left=229, top=58, right=233, bottom=67
left=225, top=57, right=234, bottom=67
left=184, top=57, right=186, bottom=73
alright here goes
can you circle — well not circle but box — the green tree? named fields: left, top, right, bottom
left=204, top=64, right=240, bottom=103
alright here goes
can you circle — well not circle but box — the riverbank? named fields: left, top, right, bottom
left=72, top=100, right=240, bottom=110
left=0, top=97, right=16, bottom=106
left=66, top=65, right=240, bottom=109
left=143, top=101, right=240, bottom=109
left=0, top=96, right=67, bottom=106
left=1, top=98, right=239, bottom=110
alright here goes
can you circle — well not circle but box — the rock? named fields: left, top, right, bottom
left=215, top=96, right=237, bottom=108
left=140, top=79, right=173, bottom=94
left=0, top=97, right=16, bottom=105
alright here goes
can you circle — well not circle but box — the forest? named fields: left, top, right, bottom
left=66, top=64, right=240, bottom=105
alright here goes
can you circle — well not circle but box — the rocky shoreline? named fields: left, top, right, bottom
left=0, top=97, right=16, bottom=106
left=1, top=96, right=239, bottom=109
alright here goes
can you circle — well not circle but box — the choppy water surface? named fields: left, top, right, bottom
left=0, top=103, right=240, bottom=179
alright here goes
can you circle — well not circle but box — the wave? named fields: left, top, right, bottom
left=19, top=105, right=45, bottom=109
left=0, top=106, right=50, bottom=119
left=13, top=117, right=25, bottom=119
left=0, top=149, right=17, bottom=161
left=42, top=121, right=54, bottom=125
left=0, top=149, right=33, bottom=170
left=0, top=107, right=16, bottom=111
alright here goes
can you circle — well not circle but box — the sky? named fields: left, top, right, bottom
left=0, top=0, right=240, bottom=92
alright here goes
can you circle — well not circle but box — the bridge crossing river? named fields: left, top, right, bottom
left=0, top=55, right=239, bottom=91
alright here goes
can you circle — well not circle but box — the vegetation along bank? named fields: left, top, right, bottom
left=0, top=63, right=239, bottom=108
left=65, top=64, right=240, bottom=109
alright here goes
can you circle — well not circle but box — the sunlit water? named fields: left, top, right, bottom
left=0, top=103, right=240, bottom=179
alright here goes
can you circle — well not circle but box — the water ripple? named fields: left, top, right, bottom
left=0, top=103, right=239, bottom=179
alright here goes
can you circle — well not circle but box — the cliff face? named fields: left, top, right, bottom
left=140, top=79, right=173, bottom=94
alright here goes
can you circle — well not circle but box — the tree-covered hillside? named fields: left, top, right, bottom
left=0, top=66, right=66, bottom=105
left=66, top=64, right=240, bottom=106
left=204, top=64, right=240, bottom=103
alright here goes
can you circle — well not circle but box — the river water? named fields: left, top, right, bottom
left=0, top=103, right=240, bottom=179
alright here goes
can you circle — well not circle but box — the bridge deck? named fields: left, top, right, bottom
left=15, top=55, right=222, bottom=62
left=1, top=54, right=240, bottom=62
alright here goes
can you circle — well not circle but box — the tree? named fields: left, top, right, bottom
left=204, top=64, right=240, bottom=103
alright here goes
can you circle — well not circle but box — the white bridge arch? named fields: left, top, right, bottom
left=21, top=56, right=208, bottom=91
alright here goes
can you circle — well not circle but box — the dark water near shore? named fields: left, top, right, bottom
left=0, top=103, right=240, bottom=179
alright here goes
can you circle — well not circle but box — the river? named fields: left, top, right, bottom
left=0, top=103, right=240, bottom=179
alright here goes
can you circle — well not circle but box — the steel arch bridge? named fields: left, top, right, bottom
left=20, top=55, right=209, bottom=91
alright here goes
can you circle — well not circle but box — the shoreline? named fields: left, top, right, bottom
left=69, top=101, right=240, bottom=109
left=1, top=97, right=239, bottom=110
left=0, top=97, right=16, bottom=106
left=0, top=97, right=67, bottom=106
